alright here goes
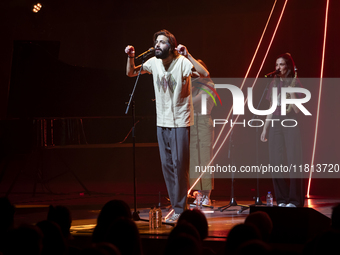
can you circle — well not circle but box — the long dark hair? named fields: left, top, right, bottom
left=274, top=53, right=297, bottom=87
left=153, top=29, right=179, bottom=57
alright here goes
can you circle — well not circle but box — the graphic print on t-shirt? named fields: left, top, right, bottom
left=157, top=73, right=177, bottom=93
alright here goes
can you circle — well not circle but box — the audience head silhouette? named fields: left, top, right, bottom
left=164, top=232, right=202, bottom=255
left=104, top=217, right=142, bottom=255
left=80, top=242, right=121, bottom=255
left=92, top=200, right=132, bottom=243
left=36, top=220, right=67, bottom=255
left=177, top=209, right=208, bottom=241
left=225, top=223, right=261, bottom=254
left=245, top=211, right=273, bottom=242
left=0, top=196, right=15, bottom=232
left=7, top=224, right=43, bottom=255
left=47, top=205, right=72, bottom=240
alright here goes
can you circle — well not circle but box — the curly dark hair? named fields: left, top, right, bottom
left=153, top=29, right=179, bottom=57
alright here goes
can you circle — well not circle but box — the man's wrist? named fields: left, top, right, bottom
left=128, top=55, right=135, bottom=59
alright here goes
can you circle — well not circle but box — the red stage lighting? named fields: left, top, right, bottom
left=189, top=0, right=288, bottom=196
left=213, top=0, right=278, bottom=150
left=307, top=0, right=330, bottom=198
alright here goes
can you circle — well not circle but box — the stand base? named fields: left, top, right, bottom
left=3, top=149, right=90, bottom=197
left=218, top=197, right=241, bottom=212
left=132, top=211, right=141, bottom=221
left=237, top=197, right=264, bottom=213
left=229, top=197, right=238, bottom=206
left=255, top=196, right=263, bottom=205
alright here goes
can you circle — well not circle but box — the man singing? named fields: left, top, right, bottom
left=125, top=29, right=209, bottom=222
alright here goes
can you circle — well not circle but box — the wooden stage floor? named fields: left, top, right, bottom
left=10, top=195, right=338, bottom=239
left=3, top=190, right=337, bottom=254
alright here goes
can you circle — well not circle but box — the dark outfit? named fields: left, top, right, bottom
left=266, top=80, right=305, bottom=207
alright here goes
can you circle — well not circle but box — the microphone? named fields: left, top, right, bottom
left=265, top=69, right=280, bottom=78
left=135, top=47, right=155, bottom=60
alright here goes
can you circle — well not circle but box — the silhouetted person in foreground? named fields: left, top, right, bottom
left=164, top=233, right=202, bottom=255
left=167, top=221, right=201, bottom=244
left=177, top=209, right=215, bottom=254
left=224, top=224, right=261, bottom=255
left=0, top=197, right=15, bottom=254
left=104, top=218, right=142, bottom=255
left=244, top=211, right=273, bottom=242
left=47, top=205, right=81, bottom=254
left=47, top=205, right=72, bottom=240
left=235, top=240, right=271, bottom=255
left=36, top=220, right=67, bottom=255
left=6, top=224, right=43, bottom=255
left=80, top=242, right=121, bottom=255
left=177, top=209, right=208, bottom=241
left=92, top=200, right=132, bottom=244
left=303, top=229, right=340, bottom=255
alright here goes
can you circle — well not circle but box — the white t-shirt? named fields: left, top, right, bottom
left=143, top=56, right=194, bottom=128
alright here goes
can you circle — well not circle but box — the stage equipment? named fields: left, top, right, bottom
left=237, top=77, right=272, bottom=213
left=135, top=47, right=154, bottom=61
left=250, top=206, right=331, bottom=243
left=264, top=69, right=280, bottom=78
left=217, top=118, right=247, bottom=212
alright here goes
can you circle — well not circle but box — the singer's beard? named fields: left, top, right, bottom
left=155, top=48, right=170, bottom=59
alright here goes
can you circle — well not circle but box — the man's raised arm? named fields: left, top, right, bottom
left=175, top=44, right=210, bottom=78
left=125, top=45, right=147, bottom=77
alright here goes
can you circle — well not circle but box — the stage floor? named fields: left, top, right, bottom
left=1, top=148, right=339, bottom=250
left=10, top=194, right=338, bottom=239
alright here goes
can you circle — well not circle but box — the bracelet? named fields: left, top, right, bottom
left=128, top=55, right=135, bottom=59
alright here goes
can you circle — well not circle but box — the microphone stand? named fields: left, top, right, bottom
left=125, top=51, right=175, bottom=225
left=238, top=78, right=271, bottom=213
left=217, top=116, right=247, bottom=212
left=125, top=56, right=147, bottom=222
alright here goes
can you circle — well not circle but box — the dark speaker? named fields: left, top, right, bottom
left=249, top=206, right=331, bottom=244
